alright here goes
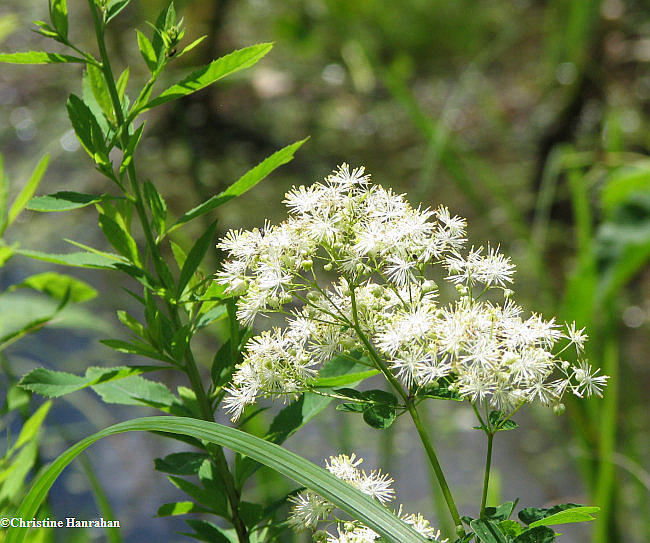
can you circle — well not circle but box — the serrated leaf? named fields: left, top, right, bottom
left=177, top=219, right=218, bottom=297
left=5, top=416, right=431, bottom=543
left=136, top=29, right=157, bottom=72
left=8, top=154, right=49, bottom=225
left=140, top=43, right=273, bottom=113
left=513, top=526, right=556, bottom=543
left=10, top=272, right=97, bottom=303
left=19, top=366, right=164, bottom=399
left=27, top=191, right=112, bottom=211
left=156, top=501, right=210, bottom=517
left=0, top=51, right=84, bottom=64
left=528, top=506, right=599, bottom=528
left=154, top=452, right=208, bottom=475
left=90, top=373, right=176, bottom=408
left=169, top=138, right=308, bottom=233
left=49, top=0, right=68, bottom=39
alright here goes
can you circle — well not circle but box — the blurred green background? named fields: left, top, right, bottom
left=1, top=0, right=649, bottom=542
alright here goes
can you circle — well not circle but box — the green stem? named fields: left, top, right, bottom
left=87, top=5, right=249, bottom=541
left=348, top=288, right=465, bottom=538
left=480, top=433, right=494, bottom=517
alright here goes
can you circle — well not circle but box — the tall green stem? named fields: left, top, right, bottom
left=348, top=288, right=465, bottom=538
left=480, top=433, right=494, bottom=517
left=87, top=5, right=249, bottom=541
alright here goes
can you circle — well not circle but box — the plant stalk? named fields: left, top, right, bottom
left=88, top=5, right=249, bottom=541
left=348, top=288, right=465, bottom=538
left=480, top=432, right=494, bottom=517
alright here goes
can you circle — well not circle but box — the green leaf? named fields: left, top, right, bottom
left=100, top=338, right=175, bottom=364
left=416, top=377, right=462, bottom=401
left=66, top=94, right=109, bottom=165
left=87, top=63, right=114, bottom=121
left=363, top=403, right=396, bottom=429
left=19, top=366, right=165, bottom=399
left=156, top=501, right=210, bottom=517
left=143, top=181, right=167, bottom=236
left=90, top=373, right=177, bottom=408
left=470, top=518, right=509, bottom=543
left=483, top=501, right=516, bottom=522
left=166, top=476, right=227, bottom=516
left=116, top=67, right=130, bottom=100
left=8, top=154, right=49, bottom=225
left=0, top=51, right=84, bottom=64
left=313, top=368, right=379, bottom=387
left=6, top=416, right=430, bottom=543
left=106, top=0, right=131, bottom=23
left=169, top=138, right=308, bottom=233
left=98, top=211, right=141, bottom=265
left=183, top=519, right=231, bottom=543
left=0, top=441, right=37, bottom=503
left=16, top=248, right=124, bottom=269
left=10, top=272, right=97, bottom=303
left=240, top=501, right=264, bottom=529
left=518, top=503, right=582, bottom=526
left=528, top=506, right=599, bottom=528
left=13, top=401, right=51, bottom=451
left=177, top=35, right=208, bottom=58
left=140, top=43, right=273, bottom=113
left=177, top=219, right=218, bottom=297
left=27, top=191, right=112, bottom=212
left=136, top=29, right=157, bottom=72
left=499, top=520, right=523, bottom=538
left=513, top=526, right=556, bottom=543
left=49, top=0, right=68, bottom=39
left=154, top=452, right=208, bottom=475
left=489, top=411, right=518, bottom=432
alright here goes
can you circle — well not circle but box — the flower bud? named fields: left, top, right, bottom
left=323, top=262, right=333, bottom=271
left=553, top=403, right=566, bottom=415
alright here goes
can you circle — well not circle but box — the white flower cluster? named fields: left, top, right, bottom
left=287, top=454, right=446, bottom=542
left=217, top=164, right=607, bottom=420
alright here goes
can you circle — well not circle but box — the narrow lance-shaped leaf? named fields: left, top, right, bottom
left=177, top=219, right=218, bottom=297
left=169, top=138, right=308, bottom=233
left=9, top=271, right=97, bottom=303
left=138, top=43, right=273, bottom=113
left=0, top=51, right=84, bottom=64
left=6, top=416, right=430, bottom=543
left=49, top=0, right=68, bottom=40
left=8, top=155, right=50, bottom=225
left=87, top=63, right=114, bottom=121
left=66, top=94, right=109, bottom=166
left=136, top=29, right=157, bottom=72
left=27, top=191, right=113, bottom=212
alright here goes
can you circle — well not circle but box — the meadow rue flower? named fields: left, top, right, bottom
left=287, top=455, right=446, bottom=542
left=216, top=164, right=607, bottom=420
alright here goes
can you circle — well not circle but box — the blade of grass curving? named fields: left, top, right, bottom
left=7, top=416, right=429, bottom=543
